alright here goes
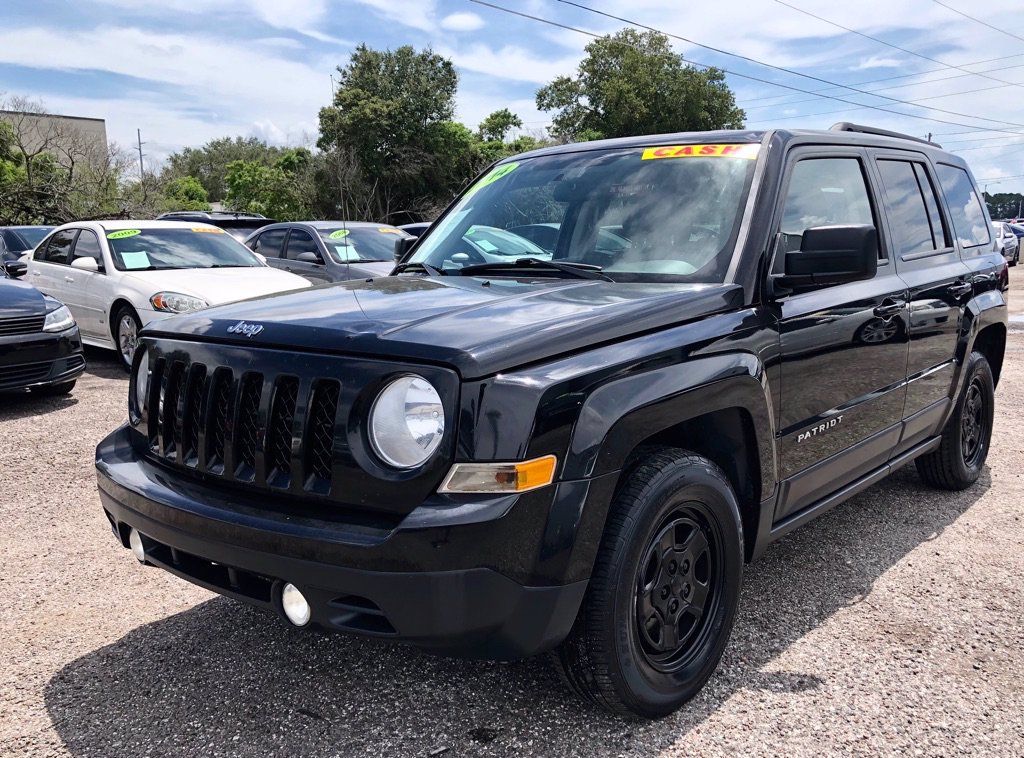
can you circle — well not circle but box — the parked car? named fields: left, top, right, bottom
left=0, top=225, right=53, bottom=278
left=244, top=222, right=412, bottom=283
left=398, top=221, right=432, bottom=238
left=992, top=221, right=1019, bottom=265
left=156, top=211, right=275, bottom=242
left=96, top=123, right=1006, bottom=718
left=27, top=221, right=310, bottom=370
left=0, top=264, right=84, bottom=395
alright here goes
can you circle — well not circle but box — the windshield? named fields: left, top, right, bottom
left=410, top=143, right=759, bottom=282
left=318, top=226, right=410, bottom=262
left=15, top=226, right=53, bottom=248
left=105, top=227, right=263, bottom=271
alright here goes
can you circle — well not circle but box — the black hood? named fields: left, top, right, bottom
left=146, top=276, right=744, bottom=378
left=0, top=276, right=48, bottom=317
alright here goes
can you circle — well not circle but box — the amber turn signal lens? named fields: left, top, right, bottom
left=439, top=455, right=558, bottom=494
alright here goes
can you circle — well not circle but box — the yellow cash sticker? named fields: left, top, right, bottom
left=641, top=144, right=760, bottom=160
left=378, top=227, right=403, bottom=234
left=192, top=227, right=225, bottom=233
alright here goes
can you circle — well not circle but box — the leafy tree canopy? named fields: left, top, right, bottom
left=536, top=29, right=745, bottom=141
left=163, top=136, right=285, bottom=202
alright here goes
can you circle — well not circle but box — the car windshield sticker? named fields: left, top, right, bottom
left=328, top=229, right=350, bottom=239
left=106, top=229, right=141, bottom=240
left=192, top=227, right=225, bottom=233
left=465, top=162, right=519, bottom=197
left=332, top=244, right=359, bottom=261
left=119, top=251, right=151, bottom=269
left=378, top=227, right=403, bottom=234
left=641, top=144, right=760, bottom=160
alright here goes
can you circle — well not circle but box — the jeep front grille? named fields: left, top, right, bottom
left=147, top=354, right=341, bottom=497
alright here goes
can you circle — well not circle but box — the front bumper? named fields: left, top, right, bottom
left=96, top=425, right=613, bottom=660
left=0, top=326, right=85, bottom=391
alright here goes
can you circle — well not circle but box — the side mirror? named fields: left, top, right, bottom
left=295, top=252, right=323, bottom=265
left=3, top=260, right=26, bottom=278
left=773, top=225, right=878, bottom=291
left=394, top=236, right=416, bottom=263
left=70, top=257, right=100, bottom=273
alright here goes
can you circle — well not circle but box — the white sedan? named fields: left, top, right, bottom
left=26, top=220, right=311, bottom=369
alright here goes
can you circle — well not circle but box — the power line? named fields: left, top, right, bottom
left=471, top=0, right=1024, bottom=136
left=741, top=51, right=1024, bottom=106
left=746, top=82, right=1015, bottom=125
left=930, top=0, right=1024, bottom=45
left=773, top=0, right=1024, bottom=93
left=741, top=63, right=1024, bottom=112
left=556, top=0, right=1024, bottom=129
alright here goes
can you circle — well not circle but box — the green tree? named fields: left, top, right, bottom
left=225, top=148, right=313, bottom=220
left=985, top=192, right=1024, bottom=220
left=163, top=136, right=285, bottom=202
left=318, top=44, right=474, bottom=221
left=161, top=175, right=210, bottom=211
left=478, top=108, right=523, bottom=142
left=536, top=28, right=745, bottom=141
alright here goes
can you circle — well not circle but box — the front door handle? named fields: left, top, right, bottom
left=873, top=299, right=905, bottom=318
left=64, top=276, right=75, bottom=283
left=948, top=281, right=973, bottom=298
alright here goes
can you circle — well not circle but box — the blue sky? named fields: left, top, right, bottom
left=2, top=0, right=1024, bottom=193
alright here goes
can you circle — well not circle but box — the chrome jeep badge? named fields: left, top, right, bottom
left=226, top=321, right=264, bottom=338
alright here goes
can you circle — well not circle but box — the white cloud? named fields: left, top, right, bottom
left=853, top=55, right=903, bottom=70
left=438, top=43, right=580, bottom=84
left=350, top=0, right=437, bottom=32
left=440, top=12, right=485, bottom=32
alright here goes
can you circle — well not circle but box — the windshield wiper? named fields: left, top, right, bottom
left=457, top=257, right=613, bottom=281
left=392, top=261, right=445, bottom=276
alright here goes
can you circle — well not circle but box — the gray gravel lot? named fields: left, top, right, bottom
left=2, top=284, right=1024, bottom=757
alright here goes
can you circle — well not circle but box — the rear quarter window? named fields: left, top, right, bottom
left=935, top=164, right=991, bottom=250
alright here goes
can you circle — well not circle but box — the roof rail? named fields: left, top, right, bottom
left=830, top=122, right=941, bottom=148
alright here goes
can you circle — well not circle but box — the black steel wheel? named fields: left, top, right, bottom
left=634, top=506, right=721, bottom=672
left=553, top=448, right=743, bottom=718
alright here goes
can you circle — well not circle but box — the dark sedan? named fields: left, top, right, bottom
left=0, top=267, right=85, bottom=395
left=1, top=225, right=53, bottom=277
left=243, top=222, right=412, bottom=283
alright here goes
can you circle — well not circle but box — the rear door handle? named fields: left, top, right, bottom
left=948, top=282, right=973, bottom=298
left=873, top=299, right=905, bottom=317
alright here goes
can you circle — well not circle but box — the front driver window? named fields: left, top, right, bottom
left=778, top=157, right=878, bottom=264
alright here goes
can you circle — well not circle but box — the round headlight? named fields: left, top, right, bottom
left=131, top=348, right=149, bottom=418
left=369, top=375, right=445, bottom=469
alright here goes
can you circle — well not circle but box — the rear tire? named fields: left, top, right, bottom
left=916, top=351, right=994, bottom=490
left=553, top=448, right=743, bottom=718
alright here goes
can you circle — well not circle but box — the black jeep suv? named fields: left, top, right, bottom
left=96, top=124, right=1007, bottom=718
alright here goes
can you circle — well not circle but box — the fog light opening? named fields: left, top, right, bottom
left=128, top=528, right=146, bottom=563
left=281, top=583, right=311, bottom=627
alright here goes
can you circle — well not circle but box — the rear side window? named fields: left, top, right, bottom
left=876, top=160, right=949, bottom=256
left=253, top=229, right=286, bottom=258
left=936, top=164, right=990, bottom=249
left=779, top=157, right=878, bottom=258
left=37, top=230, right=76, bottom=265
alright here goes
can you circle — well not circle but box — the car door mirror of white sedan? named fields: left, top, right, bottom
left=70, top=257, right=101, bottom=272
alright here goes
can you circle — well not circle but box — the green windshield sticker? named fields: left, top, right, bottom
left=119, top=251, right=151, bottom=269
left=465, top=162, right=519, bottom=198
left=107, top=229, right=141, bottom=240
left=328, top=229, right=350, bottom=239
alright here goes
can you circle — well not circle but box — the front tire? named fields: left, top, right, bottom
left=114, top=305, right=141, bottom=372
left=554, top=448, right=743, bottom=718
left=916, top=351, right=994, bottom=490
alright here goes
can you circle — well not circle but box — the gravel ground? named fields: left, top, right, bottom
left=2, top=275, right=1024, bottom=757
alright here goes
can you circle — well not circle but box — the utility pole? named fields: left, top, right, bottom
left=136, top=128, right=145, bottom=180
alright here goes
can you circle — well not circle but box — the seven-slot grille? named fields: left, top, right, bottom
left=147, top=355, right=339, bottom=495
left=0, top=314, right=45, bottom=336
